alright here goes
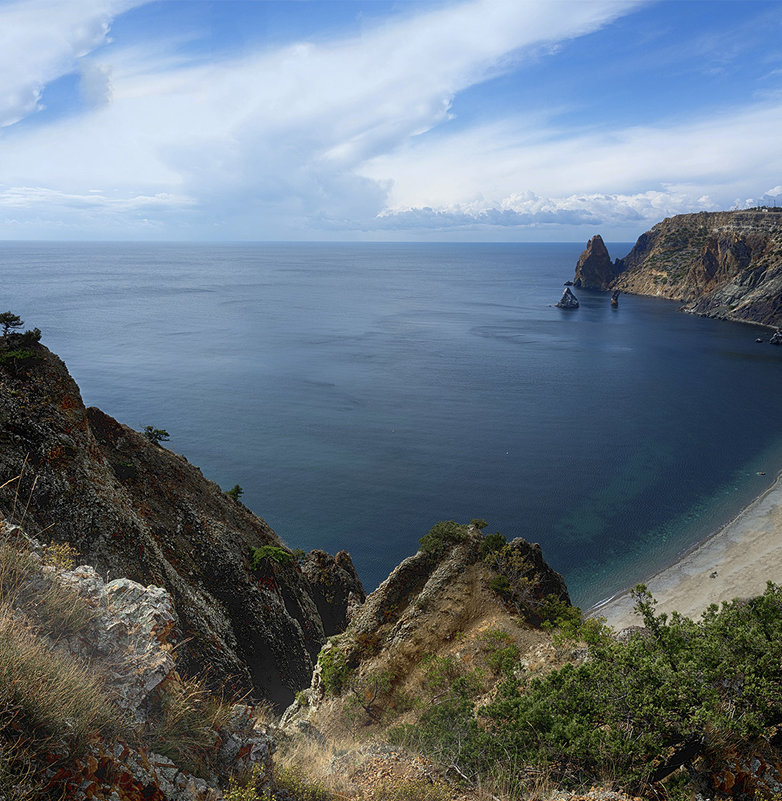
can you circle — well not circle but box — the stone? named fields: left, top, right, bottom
left=556, top=287, right=579, bottom=309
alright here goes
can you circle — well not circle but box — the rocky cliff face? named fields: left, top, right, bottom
left=0, top=338, right=364, bottom=707
left=573, top=234, right=620, bottom=290
left=612, top=208, right=782, bottom=327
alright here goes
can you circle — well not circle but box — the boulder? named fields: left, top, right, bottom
left=556, top=287, right=580, bottom=309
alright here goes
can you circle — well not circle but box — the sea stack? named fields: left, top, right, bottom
left=556, top=287, right=579, bottom=309
left=573, top=234, right=621, bottom=290
left=611, top=289, right=620, bottom=307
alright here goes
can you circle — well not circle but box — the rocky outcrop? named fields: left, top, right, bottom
left=284, top=524, right=570, bottom=727
left=300, top=549, right=366, bottom=636
left=556, top=287, right=580, bottom=309
left=573, top=234, right=620, bottom=290
left=611, top=209, right=782, bottom=327
left=0, top=339, right=364, bottom=707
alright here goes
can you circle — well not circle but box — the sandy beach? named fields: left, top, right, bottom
left=591, top=470, right=782, bottom=631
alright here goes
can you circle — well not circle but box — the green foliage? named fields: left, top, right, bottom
left=418, top=520, right=469, bottom=555
left=395, top=583, right=782, bottom=795
left=488, top=574, right=510, bottom=594
left=371, top=777, right=451, bottom=801
left=142, top=425, right=170, bottom=445
left=250, top=544, right=293, bottom=570
left=478, top=628, right=520, bottom=677
left=318, top=646, right=354, bottom=696
left=480, top=531, right=506, bottom=558
left=225, top=484, right=244, bottom=501
left=18, top=328, right=41, bottom=347
left=224, top=765, right=272, bottom=801
left=470, top=518, right=488, bottom=530
left=0, top=349, right=38, bottom=366
left=274, top=764, right=334, bottom=801
left=0, top=312, right=23, bottom=336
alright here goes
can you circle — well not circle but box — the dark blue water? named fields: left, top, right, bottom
left=4, top=241, right=782, bottom=608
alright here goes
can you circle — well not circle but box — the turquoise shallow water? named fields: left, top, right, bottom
left=4, top=241, right=782, bottom=607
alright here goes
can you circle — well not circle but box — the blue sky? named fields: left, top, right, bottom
left=0, top=0, right=781, bottom=242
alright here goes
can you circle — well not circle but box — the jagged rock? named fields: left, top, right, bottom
left=300, top=549, right=366, bottom=637
left=284, top=525, right=571, bottom=728
left=611, top=289, right=620, bottom=307
left=556, top=287, right=580, bottom=309
left=573, top=234, right=619, bottom=290
left=56, top=565, right=177, bottom=719
left=0, top=343, right=358, bottom=707
left=770, top=330, right=782, bottom=345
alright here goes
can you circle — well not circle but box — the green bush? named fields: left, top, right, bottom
left=391, top=583, right=782, bottom=795
left=480, top=531, right=506, bottom=558
left=418, top=520, right=469, bottom=555
left=249, top=544, right=293, bottom=570
left=318, top=646, right=354, bottom=696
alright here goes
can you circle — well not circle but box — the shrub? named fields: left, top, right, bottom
left=318, top=646, right=354, bottom=696
left=480, top=531, right=506, bottom=558
left=478, top=628, right=520, bottom=676
left=250, top=544, right=293, bottom=570
left=418, top=520, right=469, bottom=555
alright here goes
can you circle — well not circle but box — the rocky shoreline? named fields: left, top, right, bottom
left=572, top=208, right=782, bottom=328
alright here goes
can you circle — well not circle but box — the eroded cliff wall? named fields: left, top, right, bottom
left=612, top=208, right=782, bottom=327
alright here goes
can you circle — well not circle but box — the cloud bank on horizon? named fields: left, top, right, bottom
left=0, top=0, right=781, bottom=242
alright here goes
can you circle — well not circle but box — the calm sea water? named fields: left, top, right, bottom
left=4, top=241, right=782, bottom=608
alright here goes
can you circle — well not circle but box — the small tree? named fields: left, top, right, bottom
left=143, top=426, right=170, bottom=445
left=0, top=312, right=24, bottom=336
left=225, top=484, right=243, bottom=501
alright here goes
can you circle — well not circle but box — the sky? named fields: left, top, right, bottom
left=0, top=0, right=781, bottom=242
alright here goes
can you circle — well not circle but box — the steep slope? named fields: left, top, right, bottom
left=612, top=208, right=782, bottom=326
left=0, top=336, right=364, bottom=707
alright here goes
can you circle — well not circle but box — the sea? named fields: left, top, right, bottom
left=4, top=241, right=782, bottom=610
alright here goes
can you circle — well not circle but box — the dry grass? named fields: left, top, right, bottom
left=275, top=733, right=357, bottom=799
left=147, top=673, right=236, bottom=778
left=0, top=607, right=120, bottom=751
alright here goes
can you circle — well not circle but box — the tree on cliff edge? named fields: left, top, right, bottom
left=0, top=312, right=23, bottom=337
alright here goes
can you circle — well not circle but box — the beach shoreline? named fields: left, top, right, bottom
left=590, top=469, right=782, bottom=631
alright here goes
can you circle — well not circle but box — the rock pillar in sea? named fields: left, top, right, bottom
left=556, top=287, right=579, bottom=309
left=611, top=289, right=620, bottom=307
left=573, top=234, right=621, bottom=289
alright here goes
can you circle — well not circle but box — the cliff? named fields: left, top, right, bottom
left=612, top=208, right=782, bottom=327
left=0, top=335, right=364, bottom=708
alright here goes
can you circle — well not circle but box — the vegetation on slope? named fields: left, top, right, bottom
left=390, top=583, right=782, bottom=798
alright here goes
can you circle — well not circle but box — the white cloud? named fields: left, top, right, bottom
left=0, top=0, right=647, bottom=236
left=362, top=99, right=782, bottom=234
left=0, top=0, right=146, bottom=126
